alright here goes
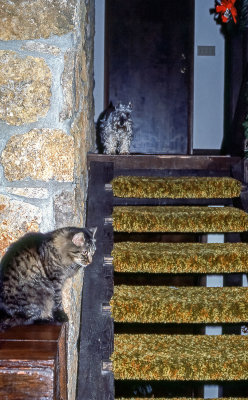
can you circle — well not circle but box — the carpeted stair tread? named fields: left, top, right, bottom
left=112, top=242, right=248, bottom=273
left=111, top=286, right=248, bottom=323
left=112, top=334, right=248, bottom=381
left=112, top=206, right=248, bottom=232
left=111, top=176, right=242, bottom=199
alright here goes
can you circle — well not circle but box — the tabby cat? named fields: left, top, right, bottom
left=0, top=226, right=97, bottom=331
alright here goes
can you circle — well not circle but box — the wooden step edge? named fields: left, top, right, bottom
left=87, top=154, right=241, bottom=171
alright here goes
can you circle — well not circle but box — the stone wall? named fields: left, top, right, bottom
left=0, top=1, right=95, bottom=399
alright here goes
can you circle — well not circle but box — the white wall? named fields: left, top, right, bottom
left=94, top=0, right=226, bottom=150
left=193, top=0, right=225, bottom=150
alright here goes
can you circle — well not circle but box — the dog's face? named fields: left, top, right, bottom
left=114, top=102, right=133, bottom=129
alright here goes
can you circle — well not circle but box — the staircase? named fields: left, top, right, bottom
left=77, top=154, right=248, bottom=400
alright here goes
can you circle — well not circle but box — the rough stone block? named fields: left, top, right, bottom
left=1, top=129, right=75, bottom=182
left=0, top=0, right=77, bottom=40
left=21, top=42, right=61, bottom=56
left=54, top=190, right=78, bottom=228
left=60, top=50, right=75, bottom=121
left=0, top=51, right=51, bottom=125
left=6, top=187, right=49, bottom=199
left=0, top=194, right=41, bottom=257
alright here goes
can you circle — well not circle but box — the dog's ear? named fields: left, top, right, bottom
left=108, top=101, right=115, bottom=110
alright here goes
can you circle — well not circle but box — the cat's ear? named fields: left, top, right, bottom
left=89, top=227, right=97, bottom=239
left=72, top=232, right=85, bottom=247
left=128, top=102, right=133, bottom=110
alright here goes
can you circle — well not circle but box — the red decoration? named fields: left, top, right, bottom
left=215, top=0, right=238, bottom=23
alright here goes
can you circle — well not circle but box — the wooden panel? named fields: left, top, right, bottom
left=0, top=324, right=67, bottom=400
left=0, top=324, right=63, bottom=341
left=0, top=369, right=54, bottom=400
left=0, top=340, right=57, bottom=361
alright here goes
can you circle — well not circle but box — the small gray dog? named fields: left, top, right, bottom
left=97, top=101, right=133, bottom=154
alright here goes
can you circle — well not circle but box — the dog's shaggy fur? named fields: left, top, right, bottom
left=96, top=101, right=133, bottom=154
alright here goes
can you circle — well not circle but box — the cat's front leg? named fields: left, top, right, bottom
left=52, top=281, right=69, bottom=322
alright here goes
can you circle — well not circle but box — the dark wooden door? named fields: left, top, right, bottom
left=105, top=0, right=194, bottom=154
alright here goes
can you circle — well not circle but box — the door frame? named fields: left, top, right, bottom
left=104, top=0, right=195, bottom=155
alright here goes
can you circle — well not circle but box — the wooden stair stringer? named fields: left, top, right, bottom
left=77, top=154, right=248, bottom=400
left=77, top=161, right=115, bottom=400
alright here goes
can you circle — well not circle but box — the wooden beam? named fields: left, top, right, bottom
left=88, top=153, right=241, bottom=171
left=77, top=161, right=114, bottom=400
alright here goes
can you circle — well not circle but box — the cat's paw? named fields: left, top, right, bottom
left=53, top=309, right=69, bottom=322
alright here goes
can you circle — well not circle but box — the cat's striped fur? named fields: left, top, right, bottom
left=0, top=226, right=97, bottom=331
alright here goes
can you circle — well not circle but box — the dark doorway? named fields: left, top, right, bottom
left=105, top=0, right=194, bottom=154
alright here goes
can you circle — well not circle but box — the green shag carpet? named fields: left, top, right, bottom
left=112, top=206, right=248, bottom=233
left=112, top=334, right=248, bottom=381
left=111, top=176, right=242, bottom=198
left=111, top=286, right=248, bottom=324
left=112, top=242, right=248, bottom=273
